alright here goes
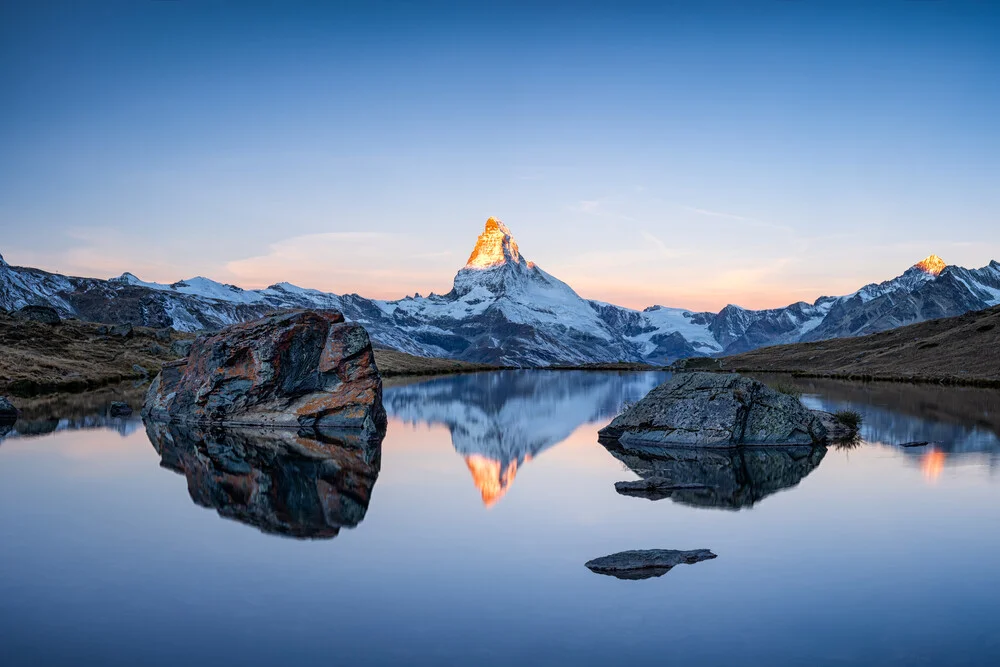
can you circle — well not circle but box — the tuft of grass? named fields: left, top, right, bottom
left=768, top=381, right=802, bottom=399
left=834, top=409, right=862, bottom=431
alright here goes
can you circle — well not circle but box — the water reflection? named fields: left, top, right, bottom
left=383, top=370, right=668, bottom=505
left=754, top=375, right=1000, bottom=476
left=145, top=422, right=383, bottom=539
left=0, top=383, right=146, bottom=442
left=605, top=443, right=827, bottom=510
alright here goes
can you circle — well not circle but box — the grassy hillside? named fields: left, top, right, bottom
left=0, top=312, right=189, bottom=395
left=722, top=305, right=1000, bottom=385
left=373, top=348, right=500, bottom=377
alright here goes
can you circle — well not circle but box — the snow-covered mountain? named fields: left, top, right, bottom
left=2, top=218, right=999, bottom=365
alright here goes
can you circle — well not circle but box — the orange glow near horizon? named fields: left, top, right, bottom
left=921, top=449, right=947, bottom=482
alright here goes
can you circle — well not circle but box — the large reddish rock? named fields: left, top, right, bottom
left=143, top=310, right=386, bottom=436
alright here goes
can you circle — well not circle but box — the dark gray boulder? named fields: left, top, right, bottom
left=110, top=323, right=134, bottom=339
left=585, top=549, right=716, bottom=580
left=13, top=305, right=60, bottom=325
left=599, top=372, right=827, bottom=448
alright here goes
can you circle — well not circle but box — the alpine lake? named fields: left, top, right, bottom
left=1, top=370, right=998, bottom=666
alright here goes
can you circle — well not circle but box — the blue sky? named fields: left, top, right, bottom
left=1, top=0, right=998, bottom=310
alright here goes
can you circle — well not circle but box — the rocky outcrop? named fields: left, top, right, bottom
left=13, top=305, right=60, bottom=325
left=599, top=372, right=827, bottom=448
left=605, top=443, right=827, bottom=509
left=143, top=310, right=386, bottom=437
left=146, top=421, right=381, bottom=538
left=585, top=549, right=717, bottom=580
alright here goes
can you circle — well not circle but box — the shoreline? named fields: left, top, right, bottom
left=723, top=368, right=1000, bottom=389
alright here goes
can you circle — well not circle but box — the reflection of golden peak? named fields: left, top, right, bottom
left=921, top=449, right=946, bottom=482
left=914, top=254, right=947, bottom=276
left=464, top=454, right=530, bottom=507
left=465, top=217, right=521, bottom=269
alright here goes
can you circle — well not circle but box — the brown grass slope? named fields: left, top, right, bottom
left=373, top=348, right=500, bottom=377
left=723, top=305, right=1000, bottom=385
left=0, top=313, right=189, bottom=395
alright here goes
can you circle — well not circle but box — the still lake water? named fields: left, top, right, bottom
left=1, top=371, right=999, bottom=666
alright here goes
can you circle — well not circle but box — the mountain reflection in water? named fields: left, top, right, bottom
left=383, top=370, right=668, bottom=505
left=755, top=375, right=1000, bottom=477
left=145, top=422, right=383, bottom=539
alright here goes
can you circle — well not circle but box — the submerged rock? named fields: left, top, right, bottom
left=143, top=310, right=386, bottom=436
left=599, top=372, right=827, bottom=448
left=606, top=443, right=826, bottom=509
left=585, top=549, right=716, bottom=580
left=13, top=305, right=60, bottom=325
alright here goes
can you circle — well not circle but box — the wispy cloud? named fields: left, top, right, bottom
left=225, top=231, right=456, bottom=298
left=681, top=204, right=793, bottom=234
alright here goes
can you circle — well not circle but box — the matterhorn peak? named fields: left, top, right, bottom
left=465, top=217, right=526, bottom=270
left=913, top=254, right=947, bottom=276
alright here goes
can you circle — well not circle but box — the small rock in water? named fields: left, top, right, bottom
left=13, top=305, right=60, bottom=325
left=109, top=402, right=132, bottom=417
left=900, top=441, right=930, bottom=448
left=0, top=396, right=19, bottom=423
left=585, top=549, right=717, bottom=580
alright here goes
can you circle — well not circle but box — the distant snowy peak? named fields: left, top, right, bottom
left=464, top=217, right=526, bottom=270
left=0, top=252, right=7, bottom=267
left=913, top=254, right=947, bottom=276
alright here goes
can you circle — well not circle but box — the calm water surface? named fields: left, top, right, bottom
left=1, top=371, right=999, bottom=666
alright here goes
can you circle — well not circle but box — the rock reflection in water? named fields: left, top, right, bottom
left=383, top=370, right=668, bottom=506
left=0, top=383, right=147, bottom=442
left=605, top=443, right=827, bottom=510
left=145, top=422, right=382, bottom=539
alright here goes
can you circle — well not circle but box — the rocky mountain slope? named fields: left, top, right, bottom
left=2, top=220, right=998, bottom=366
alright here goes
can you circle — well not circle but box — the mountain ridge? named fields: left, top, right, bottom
left=2, top=219, right=999, bottom=366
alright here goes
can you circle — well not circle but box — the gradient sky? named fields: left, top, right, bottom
left=1, top=0, right=998, bottom=312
